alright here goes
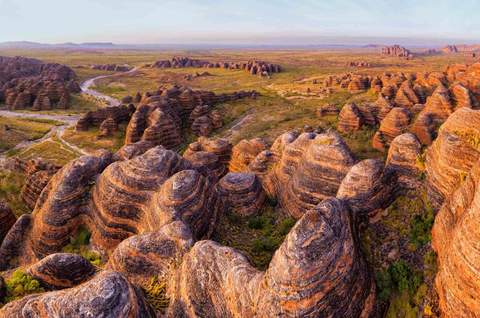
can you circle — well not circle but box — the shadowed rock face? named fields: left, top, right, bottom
left=107, top=221, right=193, bottom=286
left=432, top=162, right=480, bottom=317
left=0, top=153, right=112, bottom=268
left=0, top=201, right=16, bottom=244
left=0, top=271, right=155, bottom=317
left=426, top=108, right=480, bottom=208
left=27, top=253, right=96, bottom=290
left=167, top=198, right=375, bottom=318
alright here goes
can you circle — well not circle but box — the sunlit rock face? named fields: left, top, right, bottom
left=432, top=162, right=480, bottom=317
left=425, top=108, right=480, bottom=208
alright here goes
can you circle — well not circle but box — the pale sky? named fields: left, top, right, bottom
left=1, top=0, right=480, bottom=45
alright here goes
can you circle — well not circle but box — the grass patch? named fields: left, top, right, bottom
left=0, top=170, right=30, bottom=216
left=0, top=116, right=56, bottom=151
left=142, top=276, right=170, bottom=313
left=62, top=125, right=126, bottom=153
left=18, top=138, right=79, bottom=166
left=212, top=201, right=296, bottom=270
left=341, top=126, right=383, bottom=160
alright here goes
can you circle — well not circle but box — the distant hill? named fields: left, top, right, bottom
left=0, top=41, right=117, bottom=49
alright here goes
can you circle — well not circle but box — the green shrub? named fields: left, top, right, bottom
left=2, top=269, right=45, bottom=304
left=62, top=227, right=103, bottom=267
left=409, top=206, right=434, bottom=248
left=277, top=217, right=296, bottom=236
left=376, top=260, right=423, bottom=302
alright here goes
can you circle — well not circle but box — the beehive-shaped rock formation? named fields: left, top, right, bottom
left=394, top=80, right=420, bottom=108
left=372, top=107, right=411, bottom=152
left=273, top=132, right=356, bottom=218
left=89, top=147, right=191, bottom=250
left=216, top=172, right=265, bottom=216
left=337, top=159, right=396, bottom=215
left=27, top=253, right=96, bottom=289
left=183, top=150, right=225, bottom=183
left=125, top=104, right=151, bottom=144
left=228, top=138, right=267, bottom=172
left=426, top=107, right=480, bottom=208
left=167, top=198, right=375, bottom=317
left=141, top=108, right=182, bottom=149
left=386, top=133, right=422, bottom=189
left=98, top=117, right=118, bottom=138
left=149, top=170, right=220, bottom=240
left=107, top=221, right=193, bottom=286
left=337, top=103, right=364, bottom=133
left=0, top=271, right=154, bottom=317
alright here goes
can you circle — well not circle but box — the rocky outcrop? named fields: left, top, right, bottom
left=0, top=56, right=79, bottom=110
left=269, top=131, right=356, bottom=218
left=107, top=221, right=193, bottom=286
left=381, top=45, right=413, bottom=59
left=91, top=64, right=132, bottom=72
left=425, top=107, right=480, bottom=208
left=168, top=198, right=375, bottom=318
left=337, top=102, right=364, bottom=133
left=0, top=200, right=16, bottom=244
left=151, top=57, right=281, bottom=77
left=0, top=271, right=154, bottom=317
left=386, top=133, right=422, bottom=189
left=432, top=156, right=480, bottom=317
left=0, top=153, right=112, bottom=269
left=316, top=104, right=340, bottom=117
left=27, top=253, right=96, bottom=289
left=183, top=150, right=225, bottom=183
left=98, top=117, right=118, bottom=138
left=228, top=138, right=267, bottom=172
left=216, top=172, right=265, bottom=216
left=372, top=107, right=411, bottom=152
left=337, top=159, right=396, bottom=215
left=141, top=108, right=182, bottom=149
